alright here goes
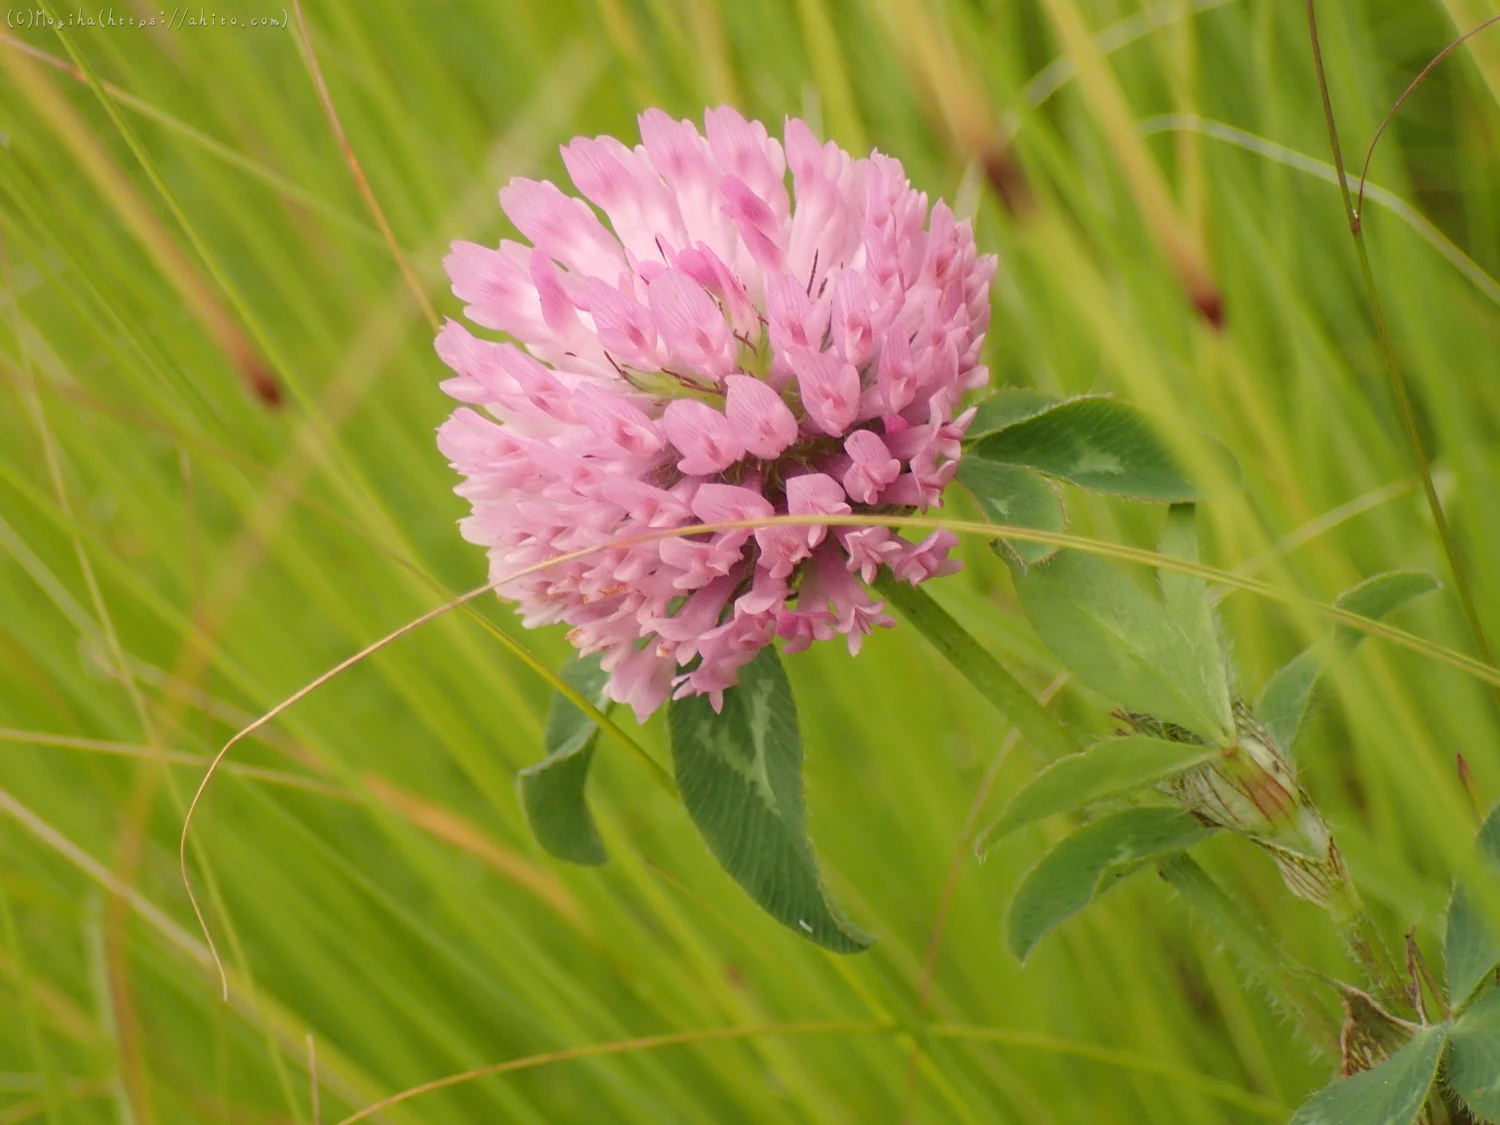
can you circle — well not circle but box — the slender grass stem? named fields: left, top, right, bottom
left=1305, top=0, right=1498, bottom=686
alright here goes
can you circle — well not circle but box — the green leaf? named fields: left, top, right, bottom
left=972, top=396, right=1199, bottom=502
left=1255, top=650, right=1324, bottom=754
left=982, top=736, right=1218, bottom=842
left=1448, top=804, right=1500, bottom=1008
left=668, top=648, right=872, bottom=953
left=1007, top=808, right=1210, bottom=960
left=1256, top=571, right=1440, bottom=750
left=1156, top=505, right=1232, bottom=727
left=956, top=457, right=1064, bottom=565
left=517, top=652, right=611, bottom=866
left=1334, top=571, right=1441, bottom=646
left=1013, top=550, right=1235, bottom=739
left=1450, top=986, right=1500, bottom=1118
left=966, top=388, right=1061, bottom=441
left=1288, top=1024, right=1446, bottom=1125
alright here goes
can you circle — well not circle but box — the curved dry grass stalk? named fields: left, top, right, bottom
left=1356, top=14, right=1500, bottom=223
left=334, top=1020, right=893, bottom=1123
left=179, top=512, right=1500, bottom=998
left=332, top=1016, right=1283, bottom=1122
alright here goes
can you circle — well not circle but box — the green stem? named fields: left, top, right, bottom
left=873, top=574, right=1079, bottom=760
left=1305, top=0, right=1497, bottom=682
left=1157, top=854, right=1338, bottom=1045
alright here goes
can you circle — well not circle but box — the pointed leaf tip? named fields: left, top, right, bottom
left=518, top=652, right=611, bottom=866
left=669, top=648, right=872, bottom=953
left=1256, top=570, right=1439, bottom=752
left=1007, top=808, right=1209, bottom=960
left=1333, top=571, right=1439, bottom=648
left=983, top=735, right=1218, bottom=845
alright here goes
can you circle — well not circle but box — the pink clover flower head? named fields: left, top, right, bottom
left=437, top=107, right=996, bottom=721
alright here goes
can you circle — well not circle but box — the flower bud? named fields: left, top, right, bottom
left=1123, top=705, right=1353, bottom=912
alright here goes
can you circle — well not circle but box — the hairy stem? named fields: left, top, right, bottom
left=1158, top=854, right=1338, bottom=1045
left=1336, top=901, right=1410, bottom=1016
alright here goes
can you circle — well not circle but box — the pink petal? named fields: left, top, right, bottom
left=661, top=399, right=745, bottom=475
left=891, top=530, right=963, bottom=585
left=605, top=645, right=676, bottom=724
left=797, top=546, right=894, bottom=655
left=434, top=318, right=496, bottom=403
left=782, top=118, right=861, bottom=291
left=704, top=106, right=788, bottom=221
left=571, top=383, right=664, bottom=456
left=830, top=269, right=876, bottom=367
left=719, top=175, right=785, bottom=272
left=679, top=609, right=776, bottom=700
left=783, top=117, right=830, bottom=183
left=435, top=321, right=575, bottom=422
left=579, top=278, right=665, bottom=368
left=838, top=525, right=903, bottom=583
left=787, top=472, right=850, bottom=519
left=736, top=568, right=789, bottom=615
left=638, top=109, right=724, bottom=250
left=777, top=602, right=836, bottom=653
left=647, top=268, right=735, bottom=379
left=652, top=577, right=737, bottom=645
left=659, top=535, right=743, bottom=588
left=753, top=472, right=848, bottom=577
left=529, top=248, right=585, bottom=341
left=764, top=271, right=830, bottom=353
left=499, top=177, right=625, bottom=280
left=598, top=477, right=692, bottom=528
left=793, top=351, right=860, bottom=436
left=724, top=375, right=797, bottom=458
left=674, top=242, right=759, bottom=338
left=842, top=429, right=902, bottom=503
left=691, top=482, right=774, bottom=524
left=444, top=240, right=544, bottom=340
left=639, top=109, right=715, bottom=186
left=876, top=327, right=916, bottom=414
left=560, top=135, right=686, bottom=263
left=497, top=347, right=575, bottom=421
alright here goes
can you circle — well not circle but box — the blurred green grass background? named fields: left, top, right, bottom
left=2, top=0, right=1499, bottom=1119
